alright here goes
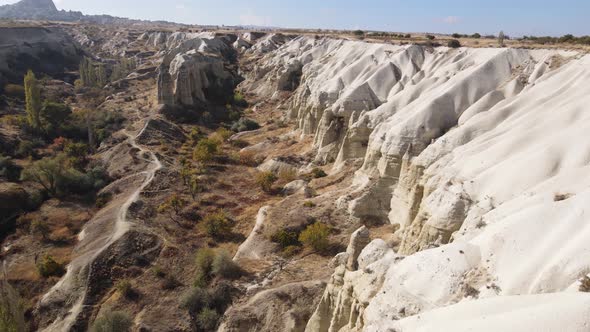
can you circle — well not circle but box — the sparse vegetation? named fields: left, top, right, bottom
left=36, top=255, right=65, bottom=278
left=271, top=229, right=300, bottom=249
left=211, top=250, right=242, bottom=279
left=303, top=201, right=316, bottom=208
left=193, top=138, right=220, bottom=164
left=232, top=91, right=248, bottom=107
left=30, top=218, right=50, bottom=241
left=158, top=193, right=188, bottom=225
left=498, top=31, right=505, bottom=46
left=311, top=168, right=327, bottom=179
left=279, top=169, right=297, bottom=183
left=299, top=222, right=330, bottom=253
left=202, top=210, right=233, bottom=240
left=196, top=308, right=220, bottom=331
left=115, top=280, right=135, bottom=299
left=194, top=248, right=216, bottom=287
left=91, top=310, right=133, bottom=332
left=0, top=156, right=22, bottom=182
left=231, top=117, right=260, bottom=132
left=448, top=39, right=462, bottom=48
left=0, top=281, right=26, bottom=332
left=256, top=171, right=278, bottom=193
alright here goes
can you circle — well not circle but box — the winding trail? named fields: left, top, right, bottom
left=40, top=117, right=163, bottom=332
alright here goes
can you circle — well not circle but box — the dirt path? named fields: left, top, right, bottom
left=38, top=116, right=163, bottom=332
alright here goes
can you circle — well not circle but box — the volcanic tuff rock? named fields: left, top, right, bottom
left=241, top=36, right=590, bottom=331
left=0, top=27, right=83, bottom=86
left=157, top=37, right=239, bottom=107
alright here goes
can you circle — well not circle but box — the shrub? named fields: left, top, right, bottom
left=115, top=280, right=135, bottom=299
left=271, top=229, right=300, bottom=249
left=196, top=308, right=220, bottom=331
left=448, top=39, right=462, bottom=48
left=194, top=248, right=215, bottom=287
left=212, top=251, right=242, bottom=279
left=203, top=210, right=233, bottom=240
left=471, top=33, right=481, bottom=39
left=208, top=281, right=234, bottom=311
left=256, top=171, right=277, bottom=193
left=230, top=139, right=249, bottom=149
left=181, top=287, right=210, bottom=314
left=426, top=34, right=436, bottom=40
left=238, top=151, right=259, bottom=166
left=311, top=168, right=327, bottom=179
left=95, top=192, right=112, bottom=208
left=303, top=201, right=316, bottom=208
left=214, top=127, right=233, bottom=142
left=279, top=169, right=297, bottom=183
left=4, top=84, right=25, bottom=98
left=299, top=223, right=330, bottom=253
left=91, top=310, right=132, bottom=332
left=282, top=245, right=302, bottom=257
left=153, top=266, right=166, bottom=278
left=0, top=281, right=26, bottom=332
left=353, top=30, right=365, bottom=36
left=158, top=194, right=187, bottom=225
left=37, top=255, right=65, bottom=278
left=231, top=118, right=260, bottom=133
left=0, top=156, right=22, bottom=181
left=30, top=219, right=50, bottom=241
left=232, top=91, right=248, bottom=107
left=193, top=138, right=219, bottom=164
left=16, top=140, right=39, bottom=158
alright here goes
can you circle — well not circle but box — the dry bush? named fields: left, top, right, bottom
left=279, top=169, right=297, bottom=183
left=238, top=150, right=260, bottom=166
left=37, top=255, right=65, bottom=278
left=299, top=222, right=330, bottom=253
left=256, top=171, right=278, bottom=193
left=202, top=210, right=233, bottom=240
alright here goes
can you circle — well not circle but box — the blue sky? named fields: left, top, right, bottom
left=2, top=0, right=588, bottom=36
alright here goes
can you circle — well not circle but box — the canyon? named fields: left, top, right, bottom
left=1, top=9, right=590, bottom=332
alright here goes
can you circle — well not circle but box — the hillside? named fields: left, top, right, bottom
left=0, top=20, right=589, bottom=332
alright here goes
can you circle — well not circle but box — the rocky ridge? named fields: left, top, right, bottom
left=238, top=36, right=590, bottom=331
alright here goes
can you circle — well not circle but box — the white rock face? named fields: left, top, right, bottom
left=243, top=37, right=590, bottom=331
left=157, top=36, right=238, bottom=107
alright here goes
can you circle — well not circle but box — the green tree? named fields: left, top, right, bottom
left=24, top=70, right=42, bottom=131
left=498, top=31, right=505, bottom=46
left=158, top=193, right=187, bottom=225
left=96, top=63, right=107, bottom=88
left=40, top=101, right=72, bottom=135
left=21, top=154, right=69, bottom=197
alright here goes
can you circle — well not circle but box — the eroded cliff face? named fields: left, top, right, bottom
left=241, top=36, right=590, bottom=331
left=157, top=36, right=239, bottom=107
left=0, top=27, right=83, bottom=85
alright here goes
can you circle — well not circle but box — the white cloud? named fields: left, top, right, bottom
left=239, top=10, right=271, bottom=27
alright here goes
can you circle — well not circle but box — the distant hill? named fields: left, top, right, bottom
left=0, top=0, right=181, bottom=26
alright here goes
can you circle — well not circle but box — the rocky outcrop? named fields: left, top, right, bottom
left=0, top=27, right=83, bottom=86
left=157, top=37, right=239, bottom=107
left=244, top=37, right=590, bottom=330
left=219, top=281, right=325, bottom=332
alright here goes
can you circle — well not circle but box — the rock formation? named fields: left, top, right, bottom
left=157, top=36, right=239, bottom=107
left=0, top=27, right=83, bottom=86
left=241, top=36, right=590, bottom=331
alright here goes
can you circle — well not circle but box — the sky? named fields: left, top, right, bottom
left=2, top=0, right=589, bottom=36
